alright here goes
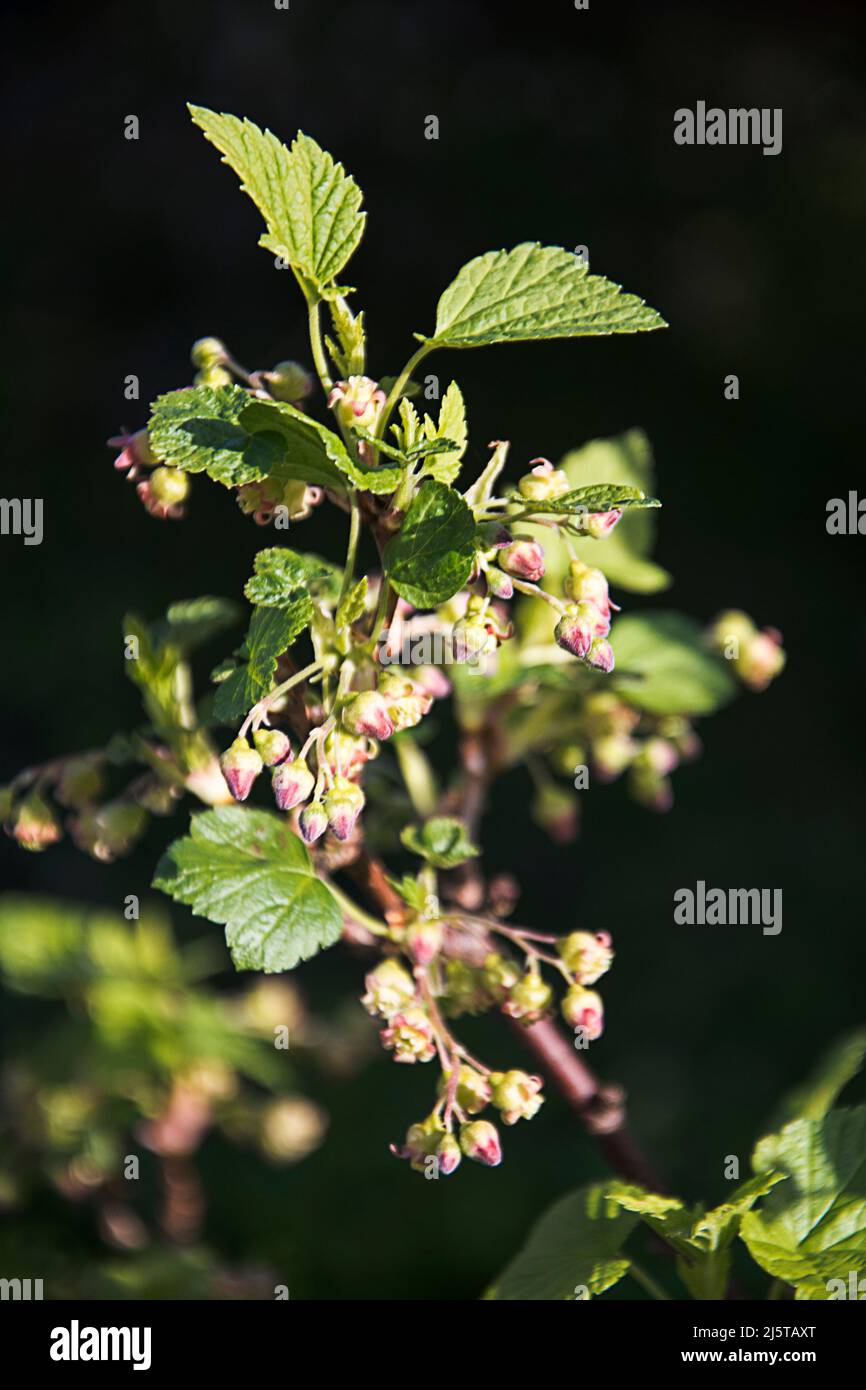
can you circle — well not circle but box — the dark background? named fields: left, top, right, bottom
left=2, top=0, right=865, bottom=1298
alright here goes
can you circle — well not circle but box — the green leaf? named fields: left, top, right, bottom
left=153, top=807, right=343, bottom=972
left=242, top=398, right=404, bottom=495
left=392, top=397, right=423, bottom=454
left=611, top=612, right=738, bottom=716
left=741, top=1107, right=866, bottom=1299
left=385, top=874, right=431, bottom=915
left=123, top=612, right=195, bottom=739
left=384, top=481, right=477, bottom=607
left=550, top=431, right=671, bottom=593
left=607, top=1176, right=783, bottom=1301
left=486, top=1182, right=638, bottom=1300
left=400, top=816, right=479, bottom=869
left=188, top=107, right=365, bottom=295
left=768, top=1027, right=866, bottom=1131
left=519, top=484, right=660, bottom=516
left=325, top=297, right=366, bottom=377
left=336, top=577, right=368, bottom=629
left=244, top=547, right=331, bottom=609
left=422, top=243, right=666, bottom=350
left=152, top=597, right=241, bottom=651
left=405, top=436, right=460, bottom=462
left=149, top=385, right=284, bottom=487
left=431, top=382, right=468, bottom=466
left=212, top=603, right=311, bottom=723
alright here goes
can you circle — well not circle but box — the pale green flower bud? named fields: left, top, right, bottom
left=438, top=1065, right=492, bottom=1115
left=517, top=459, right=570, bottom=502
left=149, top=466, right=191, bottom=509
left=11, top=791, right=62, bottom=852
left=380, top=1005, right=436, bottom=1063
left=261, top=360, right=314, bottom=403
left=190, top=336, right=228, bottom=368
left=561, top=985, right=604, bottom=1039
left=489, top=1070, right=545, bottom=1124
left=503, top=971, right=553, bottom=1023
left=362, top=959, right=416, bottom=1019
left=459, top=1119, right=502, bottom=1166
left=557, top=930, right=614, bottom=985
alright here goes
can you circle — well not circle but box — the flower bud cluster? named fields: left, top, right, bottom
left=544, top=692, right=704, bottom=816
left=341, top=670, right=434, bottom=742
left=707, top=611, right=786, bottom=692
left=108, top=426, right=190, bottom=521
left=2, top=756, right=151, bottom=862
left=554, top=560, right=616, bottom=672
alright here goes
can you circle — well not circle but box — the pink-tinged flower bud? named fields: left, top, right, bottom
left=380, top=1005, right=437, bottom=1064
left=323, top=776, right=365, bottom=841
left=341, top=690, right=394, bottom=741
left=253, top=728, right=292, bottom=766
left=406, top=919, right=444, bottom=965
left=69, top=801, right=148, bottom=862
left=108, top=426, right=156, bottom=474
left=577, top=509, right=623, bottom=539
left=438, top=1065, right=492, bottom=1115
left=10, top=792, right=62, bottom=852
left=629, top=767, right=673, bottom=813
left=486, top=567, right=514, bottom=600
left=634, top=737, right=679, bottom=778
left=327, top=376, right=386, bottom=433
left=362, top=959, right=417, bottom=1019
left=562, top=985, right=604, bottom=1039
left=220, top=738, right=263, bottom=802
left=517, top=459, right=570, bottom=502
left=585, top=636, right=615, bottom=673
left=435, top=1132, right=462, bottom=1175
left=737, top=629, right=786, bottom=692
left=489, top=1070, right=545, bottom=1125
left=299, top=800, right=329, bottom=843
left=532, top=784, right=580, bottom=844
left=190, top=336, right=228, bottom=369
left=459, top=1120, right=502, bottom=1167
left=271, top=756, right=314, bottom=811
left=261, top=359, right=314, bottom=404
left=500, top=537, right=546, bottom=582
left=557, top=931, right=614, bottom=985
left=555, top=603, right=600, bottom=659
left=565, top=559, right=611, bottom=613
left=451, top=614, right=495, bottom=665
left=136, top=476, right=187, bottom=521
left=592, top=733, right=637, bottom=782
left=55, top=757, right=104, bottom=809
left=236, top=478, right=280, bottom=520
left=391, top=1115, right=443, bottom=1171
left=503, top=971, right=553, bottom=1023
left=149, top=466, right=190, bottom=509
left=656, top=716, right=701, bottom=762
left=707, top=609, right=756, bottom=655
left=320, top=731, right=375, bottom=783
